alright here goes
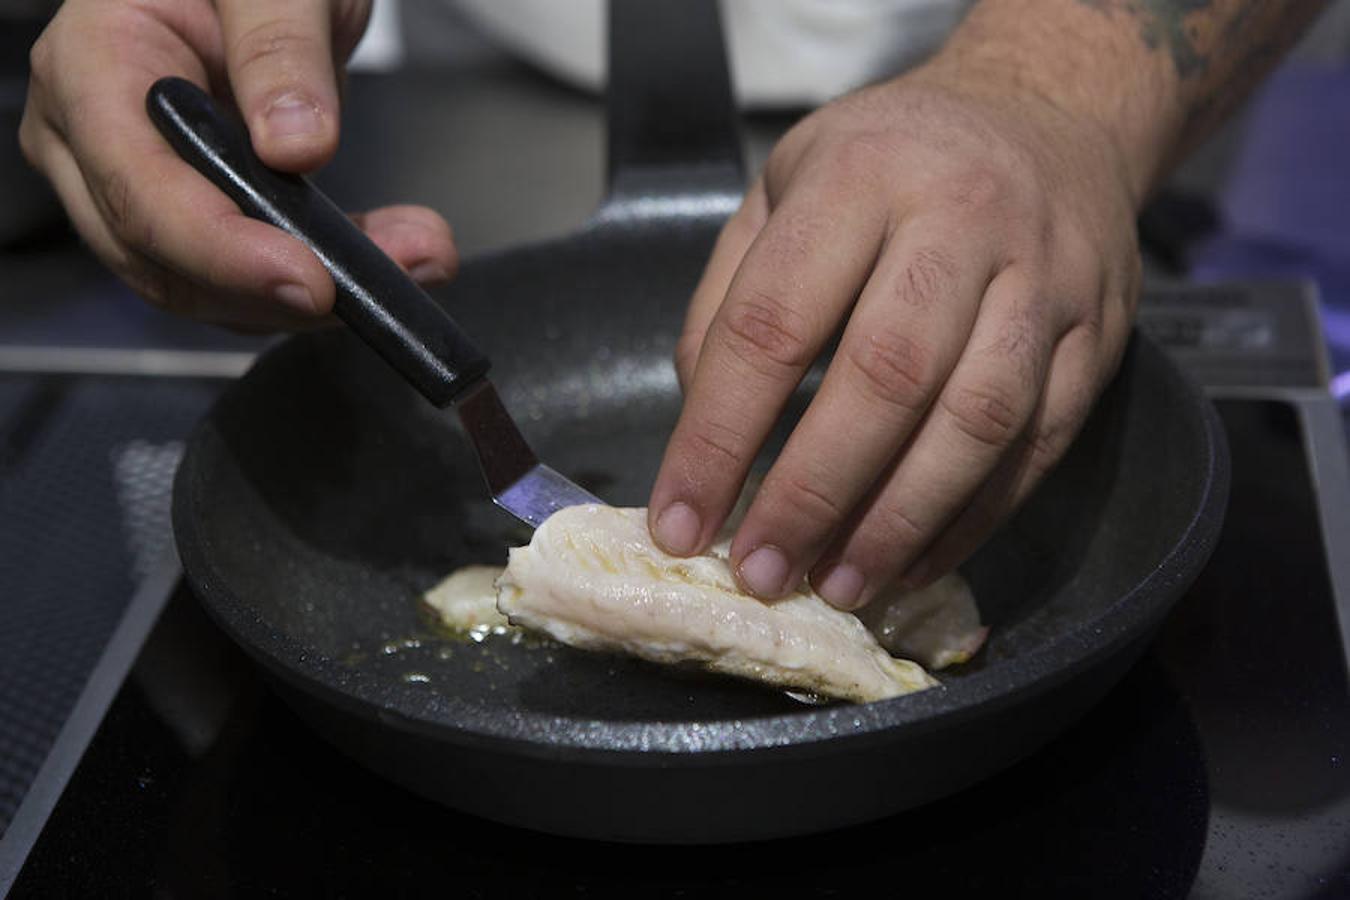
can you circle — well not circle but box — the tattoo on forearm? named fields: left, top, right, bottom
left=1078, top=0, right=1327, bottom=160
left=1078, top=0, right=1214, bottom=78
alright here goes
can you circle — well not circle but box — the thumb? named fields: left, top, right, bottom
left=220, top=0, right=351, bottom=172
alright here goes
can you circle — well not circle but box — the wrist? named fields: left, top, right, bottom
left=920, top=2, right=1185, bottom=207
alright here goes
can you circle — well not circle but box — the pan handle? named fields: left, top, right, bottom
left=598, top=0, right=745, bottom=222
left=146, top=76, right=489, bottom=408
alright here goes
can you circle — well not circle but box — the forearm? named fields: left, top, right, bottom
left=929, top=0, right=1330, bottom=206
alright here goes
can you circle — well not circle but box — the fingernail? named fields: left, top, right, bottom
left=898, top=559, right=931, bottom=591
left=275, top=282, right=315, bottom=314
left=265, top=94, right=322, bottom=139
left=654, top=502, right=701, bottom=555
left=739, top=545, right=790, bottom=598
left=815, top=563, right=865, bottom=609
left=410, top=261, right=449, bottom=283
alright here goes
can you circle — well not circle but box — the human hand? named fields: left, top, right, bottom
left=20, top=0, right=456, bottom=330
left=648, top=61, right=1141, bottom=609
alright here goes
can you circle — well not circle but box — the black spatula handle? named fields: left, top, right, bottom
left=146, top=76, right=489, bottom=407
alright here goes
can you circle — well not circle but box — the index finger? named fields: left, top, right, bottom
left=673, top=179, right=768, bottom=391
left=648, top=180, right=887, bottom=557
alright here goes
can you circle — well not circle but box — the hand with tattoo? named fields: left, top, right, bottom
left=648, top=0, right=1328, bottom=606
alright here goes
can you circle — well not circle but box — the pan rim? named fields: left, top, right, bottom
left=172, top=334, right=1229, bottom=760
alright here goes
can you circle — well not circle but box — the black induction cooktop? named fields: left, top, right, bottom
left=2, top=395, right=1348, bottom=898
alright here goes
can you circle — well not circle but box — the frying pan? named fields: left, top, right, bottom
left=171, top=1, right=1229, bottom=842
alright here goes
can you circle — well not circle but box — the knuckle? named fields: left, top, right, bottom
left=763, top=121, right=818, bottom=190
left=762, top=146, right=797, bottom=196
left=684, top=419, right=749, bottom=469
left=948, top=165, right=1011, bottom=212
left=98, top=170, right=162, bottom=255
left=718, top=291, right=815, bottom=372
left=1024, top=427, right=1067, bottom=475
left=231, top=21, right=318, bottom=77
left=875, top=502, right=927, bottom=551
left=1018, top=414, right=1085, bottom=486
left=786, top=137, right=894, bottom=206
left=839, top=504, right=929, bottom=583
left=988, top=310, right=1048, bottom=388
left=1054, top=217, right=1095, bottom=264
left=822, top=134, right=891, bottom=184
left=725, top=192, right=768, bottom=238
left=426, top=212, right=457, bottom=249
left=844, top=330, right=932, bottom=413
left=1064, top=374, right=1102, bottom=421
left=1069, top=311, right=1104, bottom=346
left=759, top=208, right=826, bottom=267
left=765, top=469, right=848, bottom=525
left=941, top=381, right=1024, bottom=448
left=395, top=205, right=447, bottom=235
left=97, top=169, right=154, bottom=250
left=892, top=247, right=959, bottom=311
left=27, top=32, right=53, bottom=79
left=108, top=1, right=153, bottom=44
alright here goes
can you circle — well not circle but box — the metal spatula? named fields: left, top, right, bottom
left=147, top=77, right=600, bottom=528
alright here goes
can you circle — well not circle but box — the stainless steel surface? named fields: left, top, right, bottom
left=0, top=346, right=255, bottom=378
left=1136, top=281, right=1331, bottom=389
left=1145, top=280, right=1350, bottom=673
left=1210, top=385, right=1350, bottom=668
left=455, top=380, right=601, bottom=528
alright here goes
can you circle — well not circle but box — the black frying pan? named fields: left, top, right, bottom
left=169, top=1, right=1229, bottom=842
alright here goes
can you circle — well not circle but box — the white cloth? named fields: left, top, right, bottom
left=349, top=0, right=406, bottom=71
left=448, top=0, right=973, bottom=108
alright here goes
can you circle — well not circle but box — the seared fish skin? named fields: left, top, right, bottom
left=497, top=505, right=937, bottom=703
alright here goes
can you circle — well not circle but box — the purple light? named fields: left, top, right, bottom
left=1326, top=307, right=1350, bottom=351
left=1332, top=369, right=1350, bottom=402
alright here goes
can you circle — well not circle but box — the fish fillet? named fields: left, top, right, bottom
left=859, top=574, right=988, bottom=669
left=424, top=562, right=986, bottom=672
left=495, top=504, right=937, bottom=703
left=424, top=564, right=512, bottom=640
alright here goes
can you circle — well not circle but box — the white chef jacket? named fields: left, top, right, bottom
left=355, top=0, right=976, bottom=109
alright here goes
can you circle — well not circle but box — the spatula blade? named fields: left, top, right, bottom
left=495, top=463, right=604, bottom=529
left=455, top=381, right=602, bottom=528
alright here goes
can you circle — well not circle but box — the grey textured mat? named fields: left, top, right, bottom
left=0, top=375, right=220, bottom=835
